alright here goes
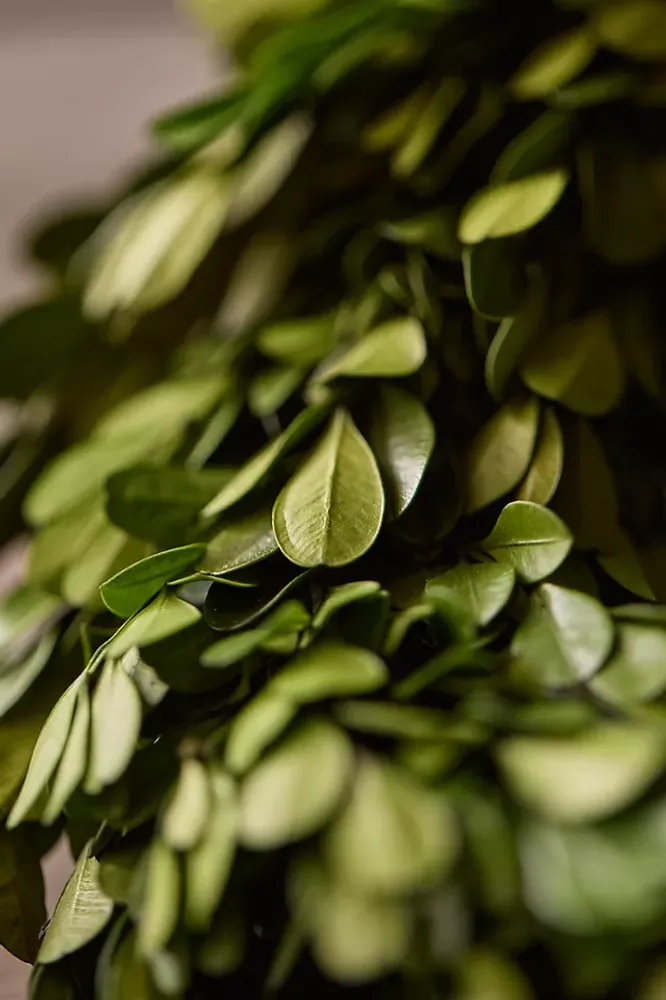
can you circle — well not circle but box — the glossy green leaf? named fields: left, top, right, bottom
left=369, top=385, right=435, bottom=517
left=225, top=691, right=298, bottom=775
left=515, top=406, right=563, bottom=505
left=106, top=592, right=201, bottom=658
left=590, top=623, right=666, bottom=706
left=273, top=408, right=385, bottom=567
left=202, top=505, right=278, bottom=575
left=426, top=562, right=515, bottom=626
left=162, top=758, right=210, bottom=852
left=521, top=309, right=625, bottom=415
left=0, top=827, right=46, bottom=963
left=7, top=676, right=84, bottom=829
left=314, top=317, right=426, bottom=382
left=511, top=584, right=614, bottom=689
left=106, top=465, right=232, bottom=545
left=84, top=660, right=143, bottom=794
left=185, top=767, right=238, bottom=931
left=42, top=683, right=91, bottom=825
left=510, top=27, right=596, bottom=100
left=39, top=841, right=114, bottom=963
left=271, top=640, right=387, bottom=702
left=203, top=405, right=327, bottom=518
left=465, top=397, right=540, bottom=513
left=482, top=501, right=573, bottom=583
left=137, top=838, right=180, bottom=957
left=458, top=169, right=569, bottom=243
left=498, top=724, right=666, bottom=823
left=100, top=544, right=205, bottom=619
left=324, top=754, right=458, bottom=893
left=239, top=719, right=354, bottom=849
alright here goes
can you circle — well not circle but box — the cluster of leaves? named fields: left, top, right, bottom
left=3, top=0, right=666, bottom=997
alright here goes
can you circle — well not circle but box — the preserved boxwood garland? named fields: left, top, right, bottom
left=3, top=1, right=666, bottom=997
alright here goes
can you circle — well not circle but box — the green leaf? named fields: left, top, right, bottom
left=137, top=838, right=180, bottom=957
left=0, top=827, right=46, bottom=962
left=593, top=0, right=666, bottom=61
left=426, top=562, right=515, bottom=626
left=314, top=317, right=426, bottom=382
left=100, top=928, right=154, bottom=1000
left=0, top=632, right=59, bottom=721
left=162, top=758, right=210, bottom=852
left=106, top=592, right=202, bottom=658
left=270, top=641, right=388, bottom=702
left=492, top=111, right=574, bottom=183
left=203, top=405, right=327, bottom=518
left=7, top=676, right=84, bottom=829
left=458, top=169, right=569, bottom=243
left=485, top=277, right=546, bottom=401
left=201, top=599, right=310, bottom=667
left=465, top=396, right=540, bottom=513
left=392, top=77, right=467, bottom=178
left=95, top=377, right=225, bottom=445
left=239, top=719, right=354, bottom=849
left=185, top=767, right=238, bottom=931
left=511, top=584, right=614, bottom=689
left=100, top=544, right=205, bottom=619
left=106, top=465, right=232, bottom=545
left=521, top=310, right=625, bottom=416
left=227, top=113, right=312, bottom=228
left=289, top=857, right=410, bottom=984
left=590, top=623, right=666, bottom=706
left=42, top=682, right=91, bottom=825
left=324, top=755, right=458, bottom=893
left=248, top=365, right=304, bottom=418
left=368, top=385, right=435, bottom=518
left=462, top=239, right=525, bottom=320
left=258, top=315, right=337, bottom=367
left=510, top=27, right=596, bottom=100
left=225, top=691, right=298, bottom=775
left=273, top=408, right=385, bottom=567
left=84, top=660, right=142, bottom=794
left=481, top=501, right=573, bottom=583
left=497, top=724, right=666, bottom=823
left=84, top=166, right=229, bottom=319
left=39, top=841, right=114, bottom=963
left=515, top=406, right=563, bottom=505
left=334, top=701, right=469, bottom=741
left=455, top=950, right=533, bottom=1000
left=311, top=581, right=381, bottom=631
left=201, top=505, right=278, bottom=575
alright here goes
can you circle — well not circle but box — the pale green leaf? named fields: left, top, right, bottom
left=270, top=641, right=387, bottom=702
left=106, top=592, right=201, bottom=658
left=426, top=562, right=515, bottom=626
left=248, top=365, right=304, bottom=418
left=498, top=724, right=666, bottom=823
left=258, top=314, right=337, bottom=367
left=100, top=544, right=205, bottom=619
left=369, top=385, right=435, bottom=517
left=273, top=408, right=385, bottom=568
left=0, top=632, right=58, bottom=721
left=515, top=406, right=563, bottom=505
left=314, top=317, right=426, bottom=383
left=225, top=691, right=298, bottom=775
left=482, top=501, right=573, bottom=583
left=42, top=683, right=91, bottom=825
left=162, top=758, right=211, bottom=852
left=465, top=397, right=540, bottom=513
left=137, top=839, right=180, bottom=957
left=7, top=675, right=84, bottom=829
left=510, top=27, right=596, bottom=100
left=590, top=624, right=666, bottom=706
left=459, top=169, right=569, bottom=243
left=324, top=754, right=458, bottom=893
left=511, top=584, right=614, bottom=688
left=239, top=719, right=354, bottom=849
left=84, top=660, right=142, bottom=794
left=39, top=841, right=113, bottom=963
left=185, top=767, right=238, bottom=931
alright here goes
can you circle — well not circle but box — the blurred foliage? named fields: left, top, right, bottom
left=3, top=0, right=666, bottom=997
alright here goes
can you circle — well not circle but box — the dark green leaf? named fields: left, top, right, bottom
left=369, top=385, right=435, bottom=517
left=0, top=827, right=46, bottom=962
left=100, top=544, right=206, bottom=619
left=465, top=397, right=540, bottom=513
left=202, top=505, right=278, bottom=575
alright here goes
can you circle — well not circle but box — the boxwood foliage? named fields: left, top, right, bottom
left=4, top=0, right=666, bottom=996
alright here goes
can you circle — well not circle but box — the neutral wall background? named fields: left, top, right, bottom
left=0, top=1, right=216, bottom=994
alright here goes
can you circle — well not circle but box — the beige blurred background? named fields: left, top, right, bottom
left=0, top=1, right=216, bottom=994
